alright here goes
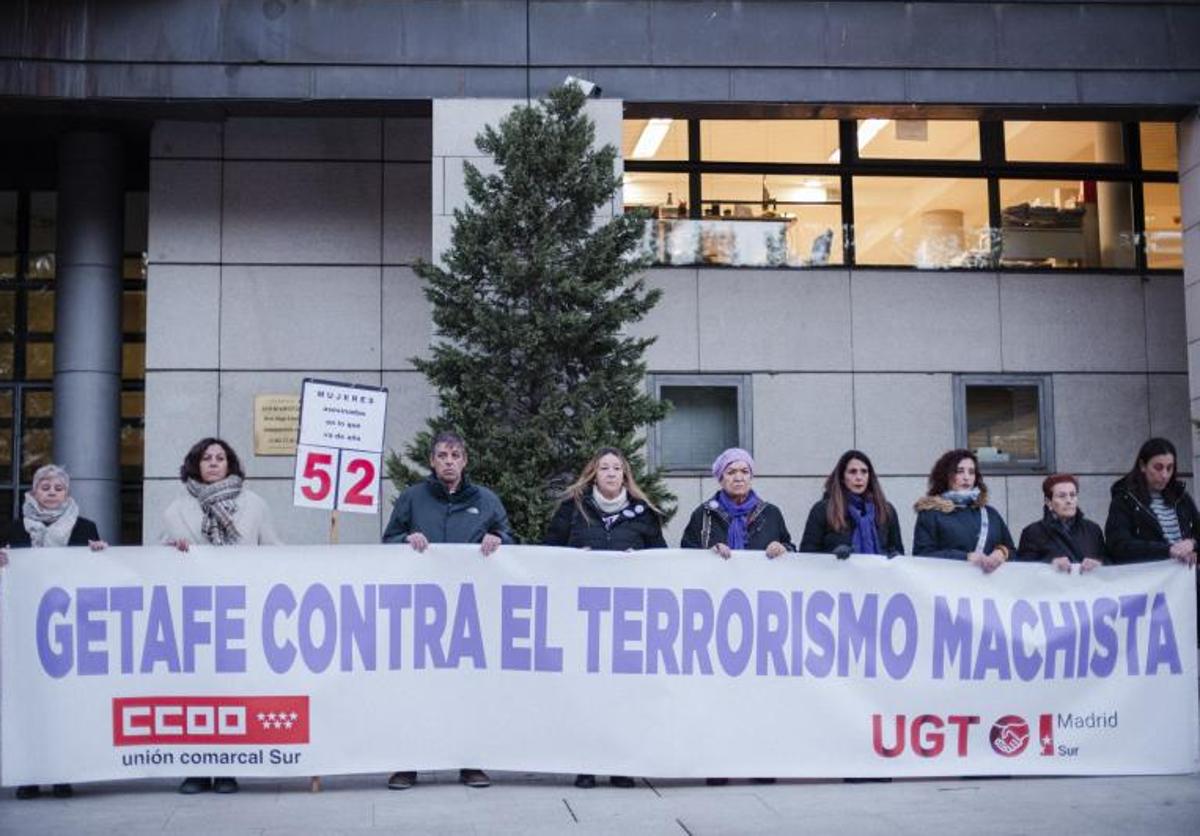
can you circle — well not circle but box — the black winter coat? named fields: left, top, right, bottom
left=1016, top=509, right=1107, bottom=563
left=680, top=494, right=795, bottom=552
left=911, top=494, right=1014, bottom=561
left=543, top=496, right=666, bottom=551
left=798, top=495, right=904, bottom=556
left=5, top=516, right=101, bottom=548
left=1104, top=475, right=1200, bottom=564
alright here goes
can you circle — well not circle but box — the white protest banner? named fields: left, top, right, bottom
left=2, top=546, right=1196, bottom=786
left=292, top=379, right=387, bottom=514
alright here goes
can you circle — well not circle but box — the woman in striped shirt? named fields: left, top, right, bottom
left=1105, top=437, right=1199, bottom=569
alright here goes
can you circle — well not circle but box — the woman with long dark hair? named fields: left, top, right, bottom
left=912, top=448, right=1013, bottom=572
left=799, top=450, right=903, bottom=557
left=1105, top=437, right=1199, bottom=568
left=544, top=447, right=664, bottom=789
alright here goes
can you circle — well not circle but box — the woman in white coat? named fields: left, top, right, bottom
left=161, top=437, right=281, bottom=795
left=161, top=437, right=281, bottom=551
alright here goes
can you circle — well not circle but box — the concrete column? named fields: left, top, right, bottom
left=53, top=132, right=124, bottom=542
left=1181, top=110, right=1200, bottom=476
left=1096, top=124, right=1135, bottom=269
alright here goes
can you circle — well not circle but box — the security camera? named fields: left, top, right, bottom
left=564, top=75, right=602, bottom=98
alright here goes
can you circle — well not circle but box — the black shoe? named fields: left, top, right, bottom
left=51, top=783, right=73, bottom=798
left=574, top=773, right=596, bottom=789
left=212, top=777, right=239, bottom=794
left=387, top=771, right=417, bottom=790
left=609, top=775, right=636, bottom=788
left=751, top=778, right=776, bottom=785
left=178, top=777, right=212, bottom=794
left=706, top=778, right=729, bottom=786
left=16, top=785, right=39, bottom=800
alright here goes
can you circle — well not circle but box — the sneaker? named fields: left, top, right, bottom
left=459, top=768, right=491, bottom=788
left=573, top=773, right=597, bottom=789
left=178, top=777, right=212, bottom=795
left=609, top=775, right=636, bottom=788
left=16, top=785, right=39, bottom=800
left=387, top=771, right=417, bottom=790
left=51, top=784, right=73, bottom=798
left=705, top=778, right=729, bottom=786
left=212, top=777, right=239, bottom=794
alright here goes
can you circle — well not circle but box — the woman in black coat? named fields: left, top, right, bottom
left=543, top=447, right=664, bottom=789
left=1017, top=474, right=1106, bottom=572
left=800, top=449, right=903, bottom=557
left=680, top=447, right=794, bottom=558
left=912, top=448, right=1014, bottom=573
left=1, top=463, right=106, bottom=800
left=1104, top=437, right=1199, bottom=567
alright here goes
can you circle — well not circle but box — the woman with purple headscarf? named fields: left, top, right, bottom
left=680, top=447, right=794, bottom=559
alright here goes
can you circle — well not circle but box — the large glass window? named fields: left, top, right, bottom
left=701, top=119, right=839, bottom=164
left=853, top=177, right=990, bottom=268
left=856, top=119, right=980, bottom=161
left=1143, top=182, right=1182, bottom=270
left=622, top=118, right=688, bottom=161
left=0, top=188, right=146, bottom=541
left=1140, top=123, right=1178, bottom=172
left=1004, top=121, right=1124, bottom=164
left=623, top=116, right=1179, bottom=272
left=999, top=180, right=1135, bottom=269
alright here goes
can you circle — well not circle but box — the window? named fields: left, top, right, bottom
left=853, top=176, right=989, bottom=268
left=701, top=119, right=839, bottom=164
left=1004, top=121, right=1124, bottom=164
left=1140, top=123, right=1178, bottom=172
left=1143, top=182, right=1182, bottom=270
left=999, top=179, right=1136, bottom=269
left=623, top=115, right=1180, bottom=272
left=650, top=375, right=751, bottom=473
left=0, top=188, right=146, bottom=542
left=856, top=119, right=980, bottom=161
left=954, top=375, right=1054, bottom=474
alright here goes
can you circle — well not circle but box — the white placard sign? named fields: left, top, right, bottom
left=292, top=379, right=388, bottom=514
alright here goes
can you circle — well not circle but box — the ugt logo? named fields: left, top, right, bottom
left=873, top=713, right=1056, bottom=758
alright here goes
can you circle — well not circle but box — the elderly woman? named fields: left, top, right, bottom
left=544, top=447, right=663, bottom=789
left=681, top=448, right=794, bottom=559
left=1017, top=474, right=1106, bottom=572
left=800, top=449, right=903, bottom=557
left=2, top=464, right=105, bottom=800
left=160, top=437, right=281, bottom=796
left=912, top=448, right=1014, bottom=572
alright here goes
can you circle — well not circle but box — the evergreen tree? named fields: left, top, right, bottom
left=387, top=84, right=672, bottom=542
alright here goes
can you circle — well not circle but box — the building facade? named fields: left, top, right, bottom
left=0, top=1, right=1197, bottom=547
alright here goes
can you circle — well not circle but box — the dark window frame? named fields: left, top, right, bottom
left=952, top=374, right=1055, bottom=476
left=647, top=373, right=753, bottom=475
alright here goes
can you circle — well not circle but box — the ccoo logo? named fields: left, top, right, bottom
left=989, top=715, right=1030, bottom=757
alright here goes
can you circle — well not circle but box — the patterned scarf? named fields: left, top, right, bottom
left=846, top=492, right=882, bottom=555
left=716, top=490, right=759, bottom=551
left=186, top=475, right=243, bottom=545
left=22, top=493, right=80, bottom=548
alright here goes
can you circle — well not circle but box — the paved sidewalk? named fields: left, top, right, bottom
left=1, top=771, right=1198, bottom=835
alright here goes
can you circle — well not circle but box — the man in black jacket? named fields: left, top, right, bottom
left=381, top=431, right=513, bottom=791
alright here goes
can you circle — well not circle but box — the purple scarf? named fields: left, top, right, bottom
left=845, top=493, right=882, bottom=555
left=717, top=490, right=759, bottom=550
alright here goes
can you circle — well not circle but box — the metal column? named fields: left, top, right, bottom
left=53, top=132, right=124, bottom=542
